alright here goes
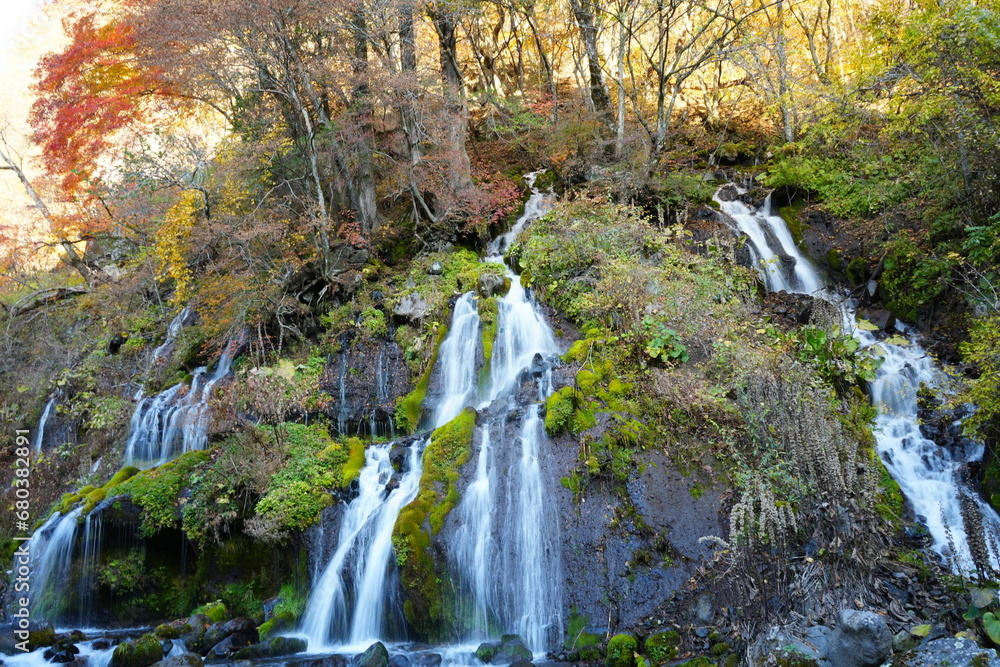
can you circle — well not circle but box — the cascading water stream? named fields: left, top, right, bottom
left=300, top=443, right=424, bottom=650
left=716, top=186, right=1000, bottom=573
left=124, top=340, right=238, bottom=468
left=25, top=508, right=83, bottom=621
left=33, top=398, right=56, bottom=454
left=300, top=171, right=563, bottom=657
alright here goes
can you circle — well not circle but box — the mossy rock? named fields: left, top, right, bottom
left=110, top=633, right=163, bottom=667
left=103, top=466, right=140, bottom=490
left=846, top=257, right=868, bottom=285
left=396, top=324, right=449, bottom=433
left=269, top=636, right=307, bottom=657
left=341, top=438, right=367, bottom=488
left=358, top=641, right=390, bottom=667
left=826, top=249, right=843, bottom=272
left=607, top=634, right=638, bottom=667
left=27, top=625, right=57, bottom=650
left=677, top=659, right=717, bottom=667
left=476, top=636, right=532, bottom=664
left=192, top=600, right=228, bottom=623
left=257, top=611, right=295, bottom=641
left=645, top=630, right=680, bottom=664
left=154, top=624, right=181, bottom=639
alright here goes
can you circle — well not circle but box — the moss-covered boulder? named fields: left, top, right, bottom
left=154, top=624, right=181, bottom=640
left=111, top=634, right=164, bottom=667
left=257, top=610, right=295, bottom=641
left=268, top=636, right=307, bottom=657
left=476, top=635, right=532, bottom=664
left=192, top=601, right=227, bottom=623
left=606, top=634, right=637, bottom=667
left=150, top=654, right=203, bottom=667
left=358, top=641, right=390, bottom=667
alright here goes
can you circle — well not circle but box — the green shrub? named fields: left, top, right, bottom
left=645, top=630, right=680, bottom=664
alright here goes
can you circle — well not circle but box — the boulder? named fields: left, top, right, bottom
left=827, top=610, right=891, bottom=667
left=478, top=273, right=510, bottom=298
left=388, top=654, right=411, bottom=667
left=410, top=654, right=442, bottom=667
left=232, top=643, right=271, bottom=660
left=475, top=635, right=532, bottom=664
left=205, top=636, right=235, bottom=660
left=358, top=642, right=390, bottom=667
left=393, top=293, right=429, bottom=323
left=893, top=637, right=1000, bottom=666
left=295, top=656, right=348, bottom=667
left=428, top=262, right=443, bottom=276
left=857, top=309, right=896, bottom=332
left=110, top=634, right=164, bottom=667
left=150, top=654, right=203, bottom=667
left=269, top=636, right=307, bottom=657
left=201, top=622, right=230, bottom=650
left=222, top=617, right=258, bottom=647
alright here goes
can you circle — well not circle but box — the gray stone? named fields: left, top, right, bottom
left=358, top=642, right=389, bottom=667
left=387, top=655, right=411, bottom=667
left=895, top=637, right=1000, bottom=666
left=893, top=629, right=917, bottom=653
left=269, top=636, right=307, bottom=657
left=827, top=610, right=892, bottom=667
left=428, top=262, right=443, bottom=276
left=695, top=594, right=714, bottom=624
left=475, top=636, right=532, bottom=664
left=393, top=293, right=428, bottom=322
left=749, top=626, right=823, bottom=667
left=151, top=653, right=204, bottom=667
left=477, top=272, right=510, bottom=298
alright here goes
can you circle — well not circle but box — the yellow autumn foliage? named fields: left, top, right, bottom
left=153, top=189, right=201, bottom=305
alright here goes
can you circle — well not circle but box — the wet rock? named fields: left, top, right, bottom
left=205, top=637, right=236, bottom=660
left=222, top=617, right=258, bottom=647
left=716, top=185, right=740, bottom=202
left=268, top=636, right=307, bottom=657
left=296, top=656, right=349, bottom=667
left=151, top=654, right=204, bottom=667
left=232, top=643, right=271, bottom=660
left=66, top=657, right=90, bottom=667
left=262, top=597, right=283, bottom=621
left=827, top=610, right=891, bottom=667
left=358, top=642, right=390, bottom=667
left=894, top=637, right=1000, bottom=666
left=476, top=635, right=532, bottom=664
left=393, top=293, right=429, bottom=323
left=178, top=616, right=210, bottom=653
left=509, top=661, right=535, bottom=667
left=410, top=654, right=442, bottom=667
left=201, top=623, right=230, bottom=650
left=387, top=654, right=411, bottom=667
left=111, top=634, right=164, bottom=667
left=428, top=261, right=443, bottom=276
left=857, top=309, right=896, bottom=332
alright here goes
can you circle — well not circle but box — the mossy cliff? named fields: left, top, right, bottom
left=392, top=408, right=477, bottom=641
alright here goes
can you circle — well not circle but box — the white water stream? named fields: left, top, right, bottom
left=717, top=188, right=1000, bottom=573
left=299, top=172, right=563, bottom=657
left=124, top=340, right=238, bottom=468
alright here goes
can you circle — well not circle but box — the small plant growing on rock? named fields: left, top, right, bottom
left=607, top=634, right=638, bottom=667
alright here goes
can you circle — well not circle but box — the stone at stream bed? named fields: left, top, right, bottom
left=387, top=654, right=411, bottom=667
left=476, top=636, right=532, bottom=664
left=358, top=643, right=390, bottom=667
left=268, top=636, right=307, bottom=657
left=292, top=656, right=348, bottom=667
left=508, top=660, right=535, bottom=667
left=893, top=637, right=1000, bottom=666
left=111, top=634, right=164, bottom=667
left=827, top=610, right=891, bottom=667
left=150, top=653, right=203, bottom=667
left=477, top=272, right=510, bottom=298
left=410, top=653, right=442, bottom=667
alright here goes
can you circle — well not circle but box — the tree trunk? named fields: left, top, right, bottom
left=569, top=0, right=612, bottom=124
left=351, top=12, right=380, bottom=235
left=430, top=7, right=475, bottom=198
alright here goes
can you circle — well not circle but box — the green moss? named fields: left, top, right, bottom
left=104, top=466, right=140, bottom=490
left=676, top=659, right=716, bottom=667
left=154, top=624, right=180, bottom=639
left=27, top=626, right=56, bottom=650
left=426, top=409, right=476, bottom=533
left=778, top=202, right=805, bottom=245
left=396, top=324, right=448, bottom=434
left=479, top=296, right=499, bottom=364
left=58, top=492, right=82, bottom=514
left=251, top=423, right=350, bottom=536
left=710, top=643, right=730, bottom=656
left=874, top=453, right=905, bottom=524
left=192, top=600, right=228, bottom=622
left=825, top=248, right=843, bottom=272
left=258, top=610, right=295, bottom=640
left=342, top=437, right=367, bottom=488
left=113, top=450, right=210, bottom=537
left=846, top=257, right=868, bottom=285
left=645, top=631, right=680, bottom=664
left=360, top=307, right=388, bottom=338
left=607, top=634, right=638, bottom=667
left=83, top=487, right=107, bottom=514
left=545, top=387, right=576, bottom=435
left=110, top=633, right=163, bottom=667
left=392, top=408, right=476, bottom=641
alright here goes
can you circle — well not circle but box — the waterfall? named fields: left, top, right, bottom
left=300, top=443, right=424, bottom=650
left=449, top=175, right=563, bottom=653
left=301, top=171, right=564, bottom=655
left=33, top=398, right=56, bottom=454
left=124, top=340, right=238, bottom=468
left=78, top=510, right=103, bottom=625
left=25, top=508, right=82, bottom=621
left=716, top=186, right=1000, bottom=573
left=150, top=306, right=195, bottom=367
